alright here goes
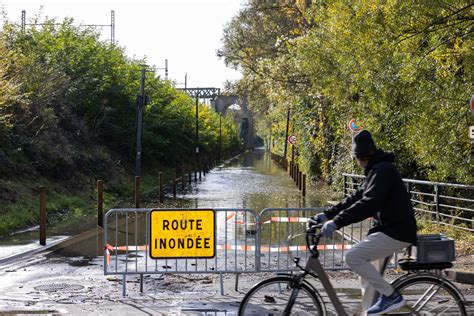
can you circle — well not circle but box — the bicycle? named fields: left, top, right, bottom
left=238, top=224, right=467, bottom=315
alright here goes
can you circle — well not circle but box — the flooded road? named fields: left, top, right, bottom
left=1, top=148, right=329, bottom=261
left=2, top=149, right=471, bottom=315
left=182, top=148, right=325, bottom=210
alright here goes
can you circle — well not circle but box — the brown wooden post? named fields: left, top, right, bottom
left=39, top=186, right=46, bottom=245
left=299, top=171, right=302, bottom=190
left=159, top=172, right=164, bottom=203
left=172, top=169, right=176, bottom=199
left=97, top=180, right=104, bottom=227
left=296, top=165, right=299, bottom=185
left=189, top=170, right=192, bottom=185
left=304, top=173, right=308, bottom=195
left=135, top=176, right=140, bottom=208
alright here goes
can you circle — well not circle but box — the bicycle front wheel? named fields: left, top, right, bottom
left=238, top=276, right=324, bottom=316
left=393, top=274, right=466, bottom=315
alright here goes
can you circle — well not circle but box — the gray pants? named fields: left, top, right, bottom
left=345, top=232, right=410, bottom=311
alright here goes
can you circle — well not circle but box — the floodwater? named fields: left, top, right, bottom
left=0, top=148, right=333, bottom=264
left=181, top=148, right=325, bottom=209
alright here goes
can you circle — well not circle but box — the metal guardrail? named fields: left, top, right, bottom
left=104, top=207, right=400, bottom=296
left=343, top=173, right=474, bottom=232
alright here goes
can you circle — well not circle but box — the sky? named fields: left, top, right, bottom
left=0, top=0, right=245, bottom=89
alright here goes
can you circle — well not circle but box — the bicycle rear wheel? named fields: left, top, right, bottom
left=392, top=274, right=466, bottom=315
left=238, top=276, right=324, bottom=316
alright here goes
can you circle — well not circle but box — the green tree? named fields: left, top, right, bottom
left=221, top=0, right=473, bottom=184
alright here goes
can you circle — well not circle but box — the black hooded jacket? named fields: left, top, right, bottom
left=325, top=150, right=417, bottom=243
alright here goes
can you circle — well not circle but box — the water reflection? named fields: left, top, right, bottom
left=182, top=148, right=323, bottom=210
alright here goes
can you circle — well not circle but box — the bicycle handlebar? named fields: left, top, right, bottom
left=306, top=223, right=323, bottom=257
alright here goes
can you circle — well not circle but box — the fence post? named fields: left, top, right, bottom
left=39, top=186, right=46, bottom=246
left=296, top=165, right=299, bottom=186
left=97, top=180, right=104, bottom=227
left=434, top=184, right=440, bottom=223
left=297, top=166, right=300, bottom=185
left=172, top=169, right=176, bottom=199
left=342, top=174, right=346, bottom=197
left=159, top=172, right=164, bottom=203
left=298, top=171, right=302, bottom=191
left=135, top=176, right=140, bottom=208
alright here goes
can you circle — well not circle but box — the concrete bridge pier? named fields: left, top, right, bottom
left=212, top=95, right=254, bottom=150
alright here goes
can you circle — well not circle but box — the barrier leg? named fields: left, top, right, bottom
left=122, top=273, right=127, bottom=297
left=140, top=274, right=144, bottom=293
left=220, top=272, right=224, bottom=295
left=235, top=273, right=239, bottom=292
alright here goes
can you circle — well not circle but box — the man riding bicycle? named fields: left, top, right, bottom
left=310, top=130, right=417, bottom=315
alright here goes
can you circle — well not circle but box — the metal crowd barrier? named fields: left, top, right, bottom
left=104, top=207, right=390, bottom=296
left=258, top=208, right=385, bottom=272
left=104, top=208, right=258, bottom=296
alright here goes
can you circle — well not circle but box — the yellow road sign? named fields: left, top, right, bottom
left=150, top=209, right=215, bottom=259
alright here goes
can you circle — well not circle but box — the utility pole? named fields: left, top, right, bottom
left=21, top=10, right=26, bottom=31
left=111, top=10, right=115, bottom=44
left=291, top=122, right=295, bottom=163
left=195, top=94, right=200, bottom=180
left=135, top=66, right=146, bottom=177
left=283, top=108, right=291, bottom=158
left=177, top=88, right=220, bottom=172
left=157, top=59, right=168, bottom=80
left=219, top=114, right=222, bottom=162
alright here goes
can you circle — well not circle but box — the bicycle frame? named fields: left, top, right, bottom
left=298, top=231, right=394, bottom=315
left=303, top=254, right=349, bottom=316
